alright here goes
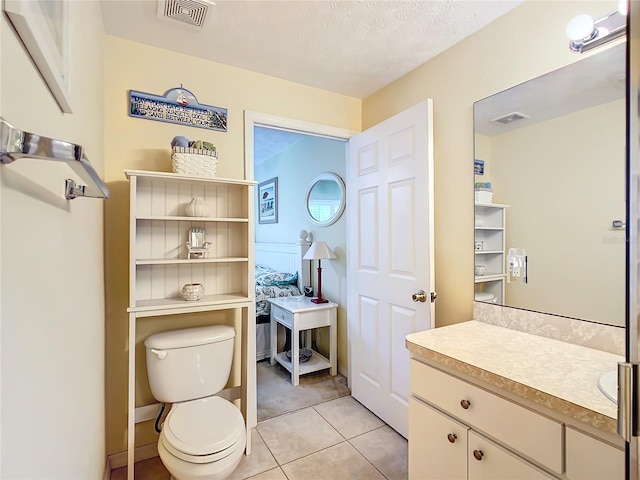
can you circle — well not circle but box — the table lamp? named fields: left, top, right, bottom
left=303, top=241, right=337, bottom=304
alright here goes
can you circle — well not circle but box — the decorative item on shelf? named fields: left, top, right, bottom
left=184, top=197, right=209, bottom=217
left=286, top=348, right=313, bottom=363
left=474, top=241, right=484, bottom=251
left=304, top=286, right=314, bottom=297
left=474, top=265, right=487, bottom=276
left=181, top=283, right=204, bottom=301
left=186, top=227, right=211, bottom=259
left=303, top=241, right=337, bottom=304
left=474, top=181, right=493, bottom=204
left=172, top=145, right=218, bottom=178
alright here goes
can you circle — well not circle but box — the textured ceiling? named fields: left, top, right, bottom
left=101, top=0, right=523, bottom=99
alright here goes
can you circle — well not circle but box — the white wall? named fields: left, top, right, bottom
left=255, top=133, right=348, bottom=369
left=0, top=2, right=106, bottom=477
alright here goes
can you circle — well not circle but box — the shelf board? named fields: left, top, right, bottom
left=136, top=257, right=249, bottom=265
left=475, top=274, right=506, bottom=283
left=128, top=293, right=252, bottom=314
left=274, top=351, right=331, bottom=376
left=136, top=216, right=249, bottom=223
left=125, top=169, right=257, bottom=186
left=474, top=250, right=503, bottom=255
left=474, top=203, right=509, bottom=208
left=475, top=226, right=504, bottom=231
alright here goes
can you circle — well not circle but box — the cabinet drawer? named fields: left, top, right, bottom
left=565, top=427, right=623, bottom=480
left=271, top=304, right=294, bottom=329
left=468, top=430, right=553, bottom=480
left=410, top=359, right=563, bottom=474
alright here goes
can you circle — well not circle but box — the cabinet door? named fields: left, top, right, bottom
left=409, top=398, right=467, bottom=480
left=468, top=431, right=552, bottom=480
left=565, top=427, right=624, bottom=480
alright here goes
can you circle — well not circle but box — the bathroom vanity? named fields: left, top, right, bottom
left=407, top=321, right=624, bottom=479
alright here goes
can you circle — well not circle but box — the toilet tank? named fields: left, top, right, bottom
left=144, top=325, right=235, bottom=403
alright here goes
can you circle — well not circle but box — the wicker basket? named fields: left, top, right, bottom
left=171, top=146, right=218, bottom=178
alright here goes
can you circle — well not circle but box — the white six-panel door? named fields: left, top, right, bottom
left=347, top=100, right=435, bottom=438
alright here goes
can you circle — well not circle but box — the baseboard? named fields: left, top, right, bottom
left=339, top=366, right=348, bottom=380
left=108, top=443, right=158, bottom=470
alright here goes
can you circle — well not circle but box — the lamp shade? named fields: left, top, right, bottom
left=303, top=241, right=337, bottom=260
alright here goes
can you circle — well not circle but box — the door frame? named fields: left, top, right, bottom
left=243, top=111, right=357, bottom=428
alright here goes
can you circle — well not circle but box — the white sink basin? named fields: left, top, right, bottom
left=598, top=370, right=617, bottom=404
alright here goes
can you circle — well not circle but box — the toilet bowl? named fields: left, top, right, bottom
left=158, top=397, right=246, bottom=480
left=144, top=325, right=246, bottom=480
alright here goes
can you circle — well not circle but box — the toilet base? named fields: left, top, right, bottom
left=158, top=428, right=246, bottom=480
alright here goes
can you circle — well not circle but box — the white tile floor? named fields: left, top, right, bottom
left=111, top=395, right=408, bottom=480
left=234, top=395, right=408, bottom=480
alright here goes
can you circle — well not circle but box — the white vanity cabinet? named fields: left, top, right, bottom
left=409, top=359, right=560, bottom=479
left=474, top=203, right=507, bottom=303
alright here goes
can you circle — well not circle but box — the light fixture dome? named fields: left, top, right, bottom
left=566, top=13, right=596, bottom=41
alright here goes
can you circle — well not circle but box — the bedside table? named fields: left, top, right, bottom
left=268, top=296, right=337, bottom=386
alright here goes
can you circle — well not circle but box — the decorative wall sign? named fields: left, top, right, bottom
left=129, top=87, right=227, bottom=132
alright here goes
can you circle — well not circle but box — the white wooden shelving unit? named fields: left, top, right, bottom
left=125, top=170, right=257, bottom=479
left=474, top=203, right=508, bottom=304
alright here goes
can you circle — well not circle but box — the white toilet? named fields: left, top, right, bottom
left=145, top=325, right=246, bottom=480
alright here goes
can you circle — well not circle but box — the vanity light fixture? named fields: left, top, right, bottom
left=566, top=4, right=627, bottom=53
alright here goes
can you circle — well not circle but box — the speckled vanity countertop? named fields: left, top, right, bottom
left=406, top=320, right=623, bottom=435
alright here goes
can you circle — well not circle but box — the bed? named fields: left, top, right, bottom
left=255, top=242, right=311, bottom=360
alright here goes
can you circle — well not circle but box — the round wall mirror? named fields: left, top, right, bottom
left=305, top=173, right=346, bottom=227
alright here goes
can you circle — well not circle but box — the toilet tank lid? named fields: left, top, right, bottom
left=144, top=325, right=235, bottom=350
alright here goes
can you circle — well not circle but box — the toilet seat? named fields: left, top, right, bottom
left=161, top=396, right=245, bottom=464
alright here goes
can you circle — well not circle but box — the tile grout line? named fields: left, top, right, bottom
left=346, top=425, right=393, bottom=480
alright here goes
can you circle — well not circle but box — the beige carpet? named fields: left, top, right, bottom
left=257, top=360, right=351, bottom=422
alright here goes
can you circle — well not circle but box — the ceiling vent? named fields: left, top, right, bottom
left=157, top=0, right=213, bottom=28
left=490, top=111, right=529, bottom=125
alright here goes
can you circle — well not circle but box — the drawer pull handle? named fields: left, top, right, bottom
left=447, top=433, right=457, bottom=443
left=460, top=399, right=471, bottom=409
left=473, top=450, right=484, bottom=461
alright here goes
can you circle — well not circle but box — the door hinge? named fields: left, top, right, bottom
left=618, top=362, right=640, bottom=441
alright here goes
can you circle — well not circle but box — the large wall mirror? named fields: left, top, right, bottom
left=474, top=42, right=626, bottom=327
left=305, top=172, right=346, bottom=227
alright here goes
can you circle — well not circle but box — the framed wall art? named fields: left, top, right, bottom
left=4, top=0, right=72, bottom=113
left=258, top=177, right=278, bottom=224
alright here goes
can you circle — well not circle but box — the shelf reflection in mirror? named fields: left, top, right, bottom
left=473, top=42, right=626, bottom=327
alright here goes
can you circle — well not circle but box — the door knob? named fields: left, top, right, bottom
left=412, top=290, right=427, bottom=302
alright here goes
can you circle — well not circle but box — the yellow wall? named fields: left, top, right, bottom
left=362, top=0, right=618, bottom=328
left=104, top=36, right=361, bottom=455
left=0, top=1, right=106, bottom=477
left=490, top=100, right=625, bottom=326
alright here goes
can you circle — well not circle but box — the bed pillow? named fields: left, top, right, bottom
left=255, top=264, right=298, bottom=286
